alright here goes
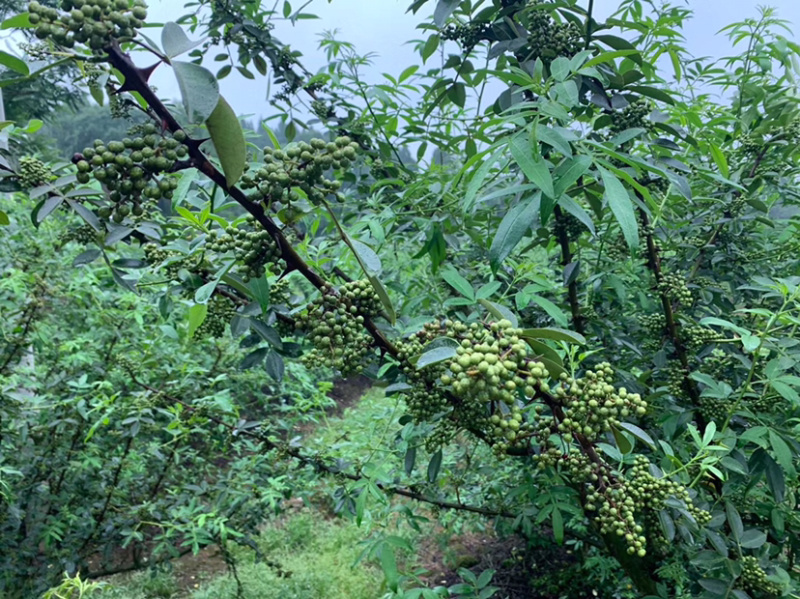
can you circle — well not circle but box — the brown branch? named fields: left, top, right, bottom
left=130, top=376, right=514, bottom=519
left=553, top=206, right=584, bottom=335
left=105, top=41, right=397, bottom=357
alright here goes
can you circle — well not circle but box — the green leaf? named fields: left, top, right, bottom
left=368, top=275, right=396, bottom=325
left=207, top=95, right=246, bottom=187
left=520, top=327, right=585, bottom=344
left=526, top=294, right=568, bottom=326
left=187, top=304, right=208, bottom=338
left=427, top=449, right=443, bottom=483
left=0, top=210, right=8, bottom=226
left=448, top=82, right=466, bottom=108
left=552, top=508, right=564, bottom=544
left=1, top=12, right=32, bottom=30
left=726, top=502, right=743, bottom=542
left=404, top=446, right=417, bottom=476
left=162, top=22, right=203, bottom=58
left=433, top=0, right=458, bottom=26
left=379, top=545, right=399, bottom=592
left=582, top=49, right=641, bottom=69
left=350, top=239, right=382, bottom=275
left=619, top=423, right=655, bottom=448
left=421, top=34, right=440, bottom=63
left=550, top=56, right=571, bottom=81
left=478, top=300, right=519, bottom=328
left=768, top=430, right=796, bottom=477
left=739, top=529, right=767, bottom=549
left=708, top=143, right=729, bottom=179
left=597, top=166, right=638, bottom=249
left=611, top=425, right=633, bottom=454
left=194, top=279, right=218, bottom=304
left=241, top=347, right=268, bottom=370
left=442, top=267, right=475, bottom=300
left=172, top=61, right=220, bottom=122
left=537, top=124, right=572, bottom=157
left=626, top=85, right=675, bottom=105
left=73, top=249, right=101, bottom=266
left=510, top=135, right=555, bottom=198
left=489, top=195, right=539, bottom=270
left=265, top=351, right=285, bottom=382
left=0, top=50, right=28, bottom=75
left=416, top=345, right=457, bottom=370
left=525, top=338, right=563, bottom=366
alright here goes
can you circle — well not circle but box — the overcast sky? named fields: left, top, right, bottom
left=139, top=0, right=799, bottom=120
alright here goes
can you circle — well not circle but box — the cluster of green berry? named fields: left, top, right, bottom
left=72, top=124, right=186, bottom=223
left=206, top=217, right=282, bottom=282
left=18, top=156, right=54, bottom=188
left=638, top=313, right=666, bottom=336
left=295, top=281, right=379, bottom=374
left=29, top=0, right=147, bottom=51
left=196, top=295, right=236, bottom=338
left=441, top=22, right=490, bottom=48
left=522, top=0, right=583, bottom=61
left=238, top=137, right=357, bottom=206
left=699, top=396, right=731, bottom=422
left=658, top=272, right=692, bottom=305
left=738, top=556, right=781, bottom=597
left=682, top=324, right=722, bottom=350
left=395, top=322, right=454, bottom=427
left=728, top=196, right=747, bottom=217
left=552, top=363, right=647, bottom=443
left=269, top=277, right=292, bottom=307
left=628, top=456, right=711, bottom=546
left=554, top=212, right=586, bottom=239
left=60, top=224, right=97, bottom=245
left=666, top=363, right=688, bottom=399
left=143, top=244, right=204, bottom=281
left=739, top=134, right=762, bottom=155
left=646, top=177, right=670, bottom=195
left=702, top=348, right=732, bottom=379
left=609, top=98, right=653, bottom=135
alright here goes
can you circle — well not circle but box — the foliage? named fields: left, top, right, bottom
left=1, top=0, right=800, bottom=598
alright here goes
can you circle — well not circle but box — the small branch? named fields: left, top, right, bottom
left=554, top=206, right=584, bottom=335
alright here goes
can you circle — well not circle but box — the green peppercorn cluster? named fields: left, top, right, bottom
left=739, top=134, right=762, bottom=155
left=269, top=277, right=292, bottom=307
left=638, top=313, right=666, bottom=336
left=746, top=394, right=782, bottom=414
left=196, top=295, right=236, bottom=338
left=581, top=304, right=599, bottom=323
left=441, top=22, right=490, bottom=48
left=609, top=98, right=653, bottom=135
left=28, top=0, right=147, bottom=51
left=522, top=0, right=583, bottom=61
left=18, top=156, right=54, bottom=188
left=604, top=236, right=629, bottom=262
left=552, top=363, right=647, bottom=443
left=628, top=456, right=711, bottom=537
left=703, top=348, right=732, bottom=379
left=395, top=321, right=453, bottom=426
left=699, top=396, right=731, bottom=422
left=238, top=137, right=356, bottom=206
left=666, top=363, right=688, bottom=399
left=111, top=354, right=138, bottom=375
left=682, top=325, right=722, bottom=350
left=554, top=212, right=586, bottom=239
left=72, top=124, right=186, bottom=223
left=295, top=282, right=375, bottom=374
left=658, top=272, right=692, bottom=305
left=646, top=177, right=669, bottom=195
left=206, top=217, right=282, bottom=282
left=738, top=556, right=781, bottom=597
left=339, top=279, right=381, bottom=316
left=60, top=224, right=97, bottom=245
left=143, top=243, right=202, bottom=281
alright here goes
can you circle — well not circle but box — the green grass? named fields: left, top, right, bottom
left=96, top=511, right=383, bottom=599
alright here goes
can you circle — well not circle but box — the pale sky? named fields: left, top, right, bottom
left=109, top=0, right=800, bottom=120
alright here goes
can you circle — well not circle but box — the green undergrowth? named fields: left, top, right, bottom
left=97, top=510, right=383, bottom=599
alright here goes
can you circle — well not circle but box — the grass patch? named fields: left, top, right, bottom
left=96, top=510, right=383, bottom=599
